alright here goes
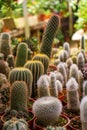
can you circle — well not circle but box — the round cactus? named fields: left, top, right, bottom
left=33, top=53, right=49, bottom=74
left=33, top=96, right=62, bottom=127
left=77, top=52, right=85, bottom=70
left=15, top=42, right=28, bottom=67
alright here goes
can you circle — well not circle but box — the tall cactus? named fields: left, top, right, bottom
left=77, top=52, right=85, bottom=70
left=0, top=32, right=12, bottom=60
left=66, top=77, right=80, bottom=111
left=15, top=42, right=28, bottom=67
left=40, top=15, right=59, bottom=58
left=10, top=81, right=28, bottom=112
left=9, top=67, right=33, bottom=97
left=24, top=60, right=44, bottom=98
left=80, top=35, right=85, bottom=50
left=33, top=96, right=62, bottom=127
left=56, top=80, right=63, bottom=93
left=33, top=54, right=49, bottom=74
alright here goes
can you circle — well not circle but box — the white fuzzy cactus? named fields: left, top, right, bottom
left=56, top=80, right=63, bottom=93
left=63, top=42, right=70, bottom=56
left=66, top=58, right=73, bottom=69
left=77, top=52, right=85, bottom=70
left=37, top=75, right=50, bottom=97
left=83, top=81, right=87, bottom=96
left=66, top=77, right=80, bottom=111
left=55, top=71, right=64, bottom=87
left=78, top=70, right=84, bottom=93
left=61, top=50, right=69, bottom=62
left=80, top=96, right=87, bottom=130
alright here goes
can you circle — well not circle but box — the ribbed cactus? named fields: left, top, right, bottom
left=37, top=75, right=50, bottom=98
left=24, top=60, right=44, bottom=98
left=80, top=96, right=87, bottom=130
left=33, top=96, right=62, bottom=127
left=69, top=64, right=79, bottom=82
left=77, top=52, right=85, bottom=70
left=78, top=70, right=84, bottom=93
left=80, top=35, right=85, bottom=50
left=0, top=53, right=4, bottom=60
left=56, top=80, right=63, bottom=93
left=46, top=126, right=66, bottom=130
left=40, top=15, right=59, bottom=58
left=10, top=81, right=28, bottom=112
left=33, top=53, right=49, bottom=74
left=83, top=81, right=87, bottom=96
left=0, top=32, right=12, bottom=60
left=49, top=72, right=58, bottom=97
left=63, top=42, right=70, bottom=56
left=66, top=77, right=80, bottom=111
left=9, top=67, right=33, bottom=97
left=6, top=54, right=14, bottom=69
left=15, top=42, right=28, bottom=67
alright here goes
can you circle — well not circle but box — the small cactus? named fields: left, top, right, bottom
left=80, top=35, right=85, bottom=50
left=83, top=81, right=87, bottom=96
left=46, top=126, right=66, bottom=130
left=55, top=72, right=64, bottom=87
left=33, top=96, right=62, bottom=127
left=61, top=50, right=69, bottom=62
left=78, top=70, right=84, bottom=93
left=66, top=77, right=80, bottom=111
left=71, top=55, right=77, bottom=64
left=77, top=52, right=85, bottom=70
left=66, top=58, right=73, bottom=69
left=63, top=42, right=70, bottom=56
left=56, top=80, right=63, bottom=93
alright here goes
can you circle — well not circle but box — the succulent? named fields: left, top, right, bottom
left=63, top=42, right=70, bottom=56
left=27, top=48, right=33, bottom=60
left=40, top=15, right=59, bottom=58
left=15, top=42, right=28, bottom=67
left=71, top=55, right=77, bottom=64
left=9, top=67, right=33, bottom=97
left=81, top=49, right=86, bottom=63
left=24, top=60, right=44, bottom=98
left=56, top=80, right=63, bottom=93
left=80, top=96, right=87, bottom=130
left=10, top=81, right=28, bottom=112
left=37, top=75, right=50, bottom=98
left=81, top=63, right=87, bottom=80
left=6, top=54, right=14, bottom=69
left=78, top=70, right=84, bottom=93
left=33, top=53, right=49, bottom=74
left=66, top=77, right=80, bottom=111
left=33, top=96, right=62, bottom=127
left=80, top=35, right=85, bottom=50
left=77, top=52, right=85, bottom=70
left=0, top=32, right=12, bottom=60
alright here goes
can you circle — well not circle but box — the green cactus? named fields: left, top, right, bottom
left=66, top=77, right=80, bottom=111
left=6, top=54, right=14, bottom=69
left=10, top=81, right=28, bottom=112
left=0, top=53, right=4, bottom=60
left=71, top=55, right=77, bottom=64
left=9, top=67, right=33, bottom=97
left=33, top=96, right=62, bottom=127
left=40, top=15, right=59, bottom=58
left=37, top=75, right=50, bottom=98
left=80, top=35, right=85, bottom=50
left=24, top=60, right=44, bottom=98
left=0, top=32, right=12, bottom=60
left=33, top=53, right=49, bottom=74
left=77, top=52, right=85, bottom=70
left=15, top=42, right=28, bottom=67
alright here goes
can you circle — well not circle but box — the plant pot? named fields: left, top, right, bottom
left=69, top=116, right=81, bottom=130
left=33, top=114, right=70, bottom=130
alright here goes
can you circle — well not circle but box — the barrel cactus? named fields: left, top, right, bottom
left=40, top=14, right=59, bottom=58
left=10, top=81, right=28, bottom=112
left=33, top=96, right=62, bottom=127
left=6, top=54, right=14, bottom=69
left=33, top=53, right=49, bottom=74
left=0, top=32, right=12, bottom=60
left=15, top=42, right=28, bottom=67
left=24, top=60, right=44, bottom=98
left=9, top=67, right=33, bottom=97
left=77, top=52, right=85, bottom=70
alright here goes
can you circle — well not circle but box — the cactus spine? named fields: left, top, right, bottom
left=33, top=54, right=49, bottom=74
left=77, top=52, right=85, bottom=70
left=66, top=77, right=80, bottom=111
left=33, top=96, right=62, bottom=127
left=40, top=15, right=59, bottom=58
left=10, top=81, right=28, bottom=112
left=9, top=67, right=33, bottom=97
left=15, top=42, right=28, bottom=67
left=24, top=60, right=44, bottom=98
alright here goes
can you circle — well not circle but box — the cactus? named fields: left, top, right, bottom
left=80, top=35, right=85, bottom=50
left=6, top=54, right=14, bottom=69
left=40, top=15, right=59, bottom=58
left=33, top=96, right=62, bottom=127
left=66, top=77, right=80, bottom=111
left=10, top=81, right=28, bottom=112
left=81, top=49, right=86, bottom=63
left=46, top=126, right=66, bottom=130
left=33, top=53, right=49, bottom=74
left=83, top=81, right=87, bottom=96
left=27, top=48, right=32, bottom=60
left=56, top=80, right=63, bottom=93
left=69, top=64, right=79, bottom=82
left=24, top=60, right=44, bottom=98
left=78, top=70, right=84, bottom=93
left=61, top=50, right=69, bottom=62
left=0, top=32, right=12, bottom=60
left=66, top=58, right=73, bottom=69
left=77, top=52, right=85, bottom=70
left=0, top=73, right=7, bottom=88
left=71, top=55, right=77, bottom=64
left=0, top=53, right=4, bottom=60
left=15, top=42, right=28, bottom=67
left=80, top=96, right=87, bottom=130
left=63, top=42, right=70, bottom=56
left=37, top=75, right=50, bottom=98
left=49, top=72, right=58, bottom=97
left=9, top=67, right=33, bottom=97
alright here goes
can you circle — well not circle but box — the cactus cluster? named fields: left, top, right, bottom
left=40, top=15, right=59, bottom=58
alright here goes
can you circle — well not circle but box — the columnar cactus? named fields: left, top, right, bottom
left=83, top=81, right=87, bottom=96
left=80, top=35, right=85, bottom=50
left=15, top=42, right=28, bottom=67
left=27, top=48, right=32, bottom=60
left=0, top=32, right=12, bottom=60
left=63, top=42, right=70, bottom=56
left=46, top=126, right=66, bottom=130
left=66, top=77, right=80, bottom=111
left=6, top=54, right=14, bottom=69
left=80, top=96, right=87, bottom=130
left=61, top=50, right=69, bottom=62
left=9, top=67, right=33, bottom=97
left=78, top=70, right=84, bottom=93
left=66, top=58, right=73, bottom=69
left=37, top=75, right=50, bottom=98
left=24, top=60, right=44, bottom=98
left=55, top=72, right=64, bottom=87
left=10, top=81, right=28, bottom=112
left=33, top=54, right=49, bottom=74
left=40, top=15, right=59, bottom=58
left=49, top=72, right=58, bottom=97
left=56, top=80, right=63, bottom=93
left=77, top=52, right=85, bottom=70
left=33, top=96, right=62, bottom=127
